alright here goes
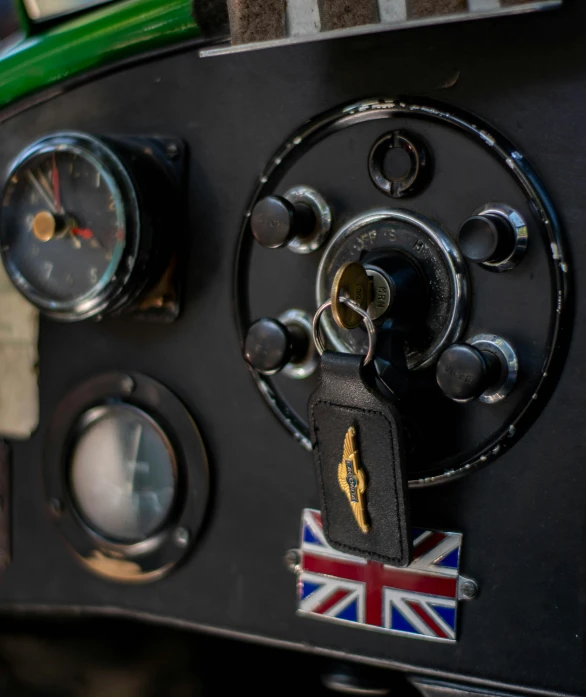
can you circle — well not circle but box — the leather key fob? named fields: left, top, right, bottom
left=309, top=351, right=412, bottom=567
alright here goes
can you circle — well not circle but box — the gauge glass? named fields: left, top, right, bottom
left=0, top=136, right=129, bottom=312
left=69, top=405, right=177, bottom=544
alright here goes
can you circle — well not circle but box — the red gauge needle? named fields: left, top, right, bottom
left=51, top=153, right=62, bottom=212
left=71, top=227, right=94, bottom=239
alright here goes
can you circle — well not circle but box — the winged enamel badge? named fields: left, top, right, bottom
left=338, top=426, right=369, bottom=534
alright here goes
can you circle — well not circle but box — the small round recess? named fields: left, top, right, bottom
left=368, top=130, right=432, bottom=199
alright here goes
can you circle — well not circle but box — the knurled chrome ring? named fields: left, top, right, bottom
left=313, top=297, right=376, bottom=365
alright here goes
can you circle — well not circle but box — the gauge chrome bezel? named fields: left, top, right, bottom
left=0, top=131, right=141, bottom=321
left=44, top=372, right=209, bottom=583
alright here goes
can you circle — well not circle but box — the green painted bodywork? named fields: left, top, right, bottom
left=0, top=0, right=200, bottom=108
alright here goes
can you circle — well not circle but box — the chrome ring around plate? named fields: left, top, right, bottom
left=474, top=203, right=529, bottom=272
left=284, top=186, right=332, bottom=255
left=469, top=333, right=519, bottom=404
left=313, top=297, right=377, bottom=365
left=316, top=209, right=470, bottom=370
left=279, top=308, right=319, bottom=379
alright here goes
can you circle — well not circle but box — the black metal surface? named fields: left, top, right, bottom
left=409, top=676, right=529, bottom=697
left=0, top=616, right=364, bottom=696
left=0, top=1, right=584, bottom=694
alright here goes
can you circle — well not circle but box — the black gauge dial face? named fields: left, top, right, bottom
left=0, top=135, right=131, bottom=315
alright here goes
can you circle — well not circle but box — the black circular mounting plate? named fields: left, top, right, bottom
left=44, top=372, right=209, bottom=582
left=234, top=98, right=570, bottom=486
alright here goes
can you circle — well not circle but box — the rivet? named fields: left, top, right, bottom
left=174, top=527, right=190, bottom=548
left=460, top=579, right=478, bottom=600
left=166, top=143, right=179, bottom=160
left=120, top=376, right=135, bottom=396
left=284, top=549, right=300, bottom=573
left=49, top=498, right=64, bottom=517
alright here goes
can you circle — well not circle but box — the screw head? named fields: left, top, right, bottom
left=120, top=376, right=135, bottom=396
left=460, top=579, right=478, bottom=600
left=284, top=549, right=300, bottom=573
left=174, top=527, right=190, bottom=548
left=49, top=498, right=64, bottom=517
left=166, top=142, right=179, bottom=160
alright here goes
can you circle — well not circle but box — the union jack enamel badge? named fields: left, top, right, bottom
left=295, top=509, right=477, bottom=642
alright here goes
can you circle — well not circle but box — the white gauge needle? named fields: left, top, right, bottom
left=26, top=170, right=57, bottom=213
left=123, top=422, right=143, bottom=534
left=125, top=422, right=143, bottom=487
left=37, top=168, right=63, bottom=214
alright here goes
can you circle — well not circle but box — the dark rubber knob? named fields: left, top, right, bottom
left=244, top=318, right=309, bottom=375
left=458, top=214, right=516, bottom=264
left=251, top=196, right=316, bottom=249
left=436, top=343, right=502, bottom=403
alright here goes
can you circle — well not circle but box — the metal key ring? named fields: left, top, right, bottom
left=313, top=297, right=377, bottom=365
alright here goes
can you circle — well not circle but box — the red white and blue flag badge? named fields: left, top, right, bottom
left=296, top=509, right=477, bottom=642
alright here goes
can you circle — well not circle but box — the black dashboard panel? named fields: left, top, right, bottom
left=1, top=1, right=585, bottom=694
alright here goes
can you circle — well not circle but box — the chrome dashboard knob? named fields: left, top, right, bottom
left=251, top=195, right=316, bottom=250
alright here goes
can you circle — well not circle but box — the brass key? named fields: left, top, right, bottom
left=330, top=261, right=371, bottom=329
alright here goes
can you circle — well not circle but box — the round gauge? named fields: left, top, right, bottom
left=45, top=372, right=209, bottom=583
left=0, top=132, right=140, bottom=320
left=69, top=404, right=177, bottom=544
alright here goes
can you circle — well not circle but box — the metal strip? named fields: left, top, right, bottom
left=201, top=1, right=562, bottom=57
